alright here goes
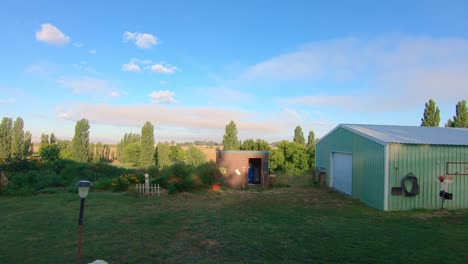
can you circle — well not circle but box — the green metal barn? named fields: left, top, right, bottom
left=315, top=124, right=468, bottom=211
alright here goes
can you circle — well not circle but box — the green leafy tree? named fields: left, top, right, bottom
left=306, top=130, right=316, bottom=170
left=102, top=144, right=111, bottom=161
left=222, top=120, right=240, bottom=150
left=39, top=133, right=49, bottom=155
left=307, top=131, right=315, bottom=147
left=241, top=139, right=270, bottom=151
left=49, top=133, right=57, bottom=144
left=11, top=117, right=25, bottom=158
left=293, top=125, right=305, bottom=145
left=184, top=146, right=206, bottom=166
left=140, top=121, right=155, bottom=168
left=40, top=133, right=49, bottom=145
left=445, top=100, right=468, bottom=128
left=23, top=131, right=33, bottom=157
left=421, top=99, right=441, bottom=127
left=92, top=142, right=103, bottom=163
left=57, top=140, right=72, bottom=159
left=39, top=144, right=61, bottom=163
left=241, top=139, right=256, bottom=150
left=269, top=149, right=285, bottom=172
left=255, top=139, right=270, bottom=151
left=117, top=132, right=140, bottom=163
left=71, top=118, right=90, bottom=162
left=169, top=145, right=185, bottom=162
left=0, top=117, right=13, bottom=159
left=155, top=142, right=172, bottom=169
left=273, top=141, right=309, bottom=175
left=124, top=142, right=141, bottom=164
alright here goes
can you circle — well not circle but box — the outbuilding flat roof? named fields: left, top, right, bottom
left=318, top=124, right=468, bottom=146
left=219, top=150, right=269, bottom=154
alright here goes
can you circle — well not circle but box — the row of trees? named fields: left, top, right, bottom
left=221, top=121, right=316, bottom=175
left=0, top=117, right=33, bottom=160
left=421, top=99, right=467, bottom=128
left=114, top=122, right=207, bottom=169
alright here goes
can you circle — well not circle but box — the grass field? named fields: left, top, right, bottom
left=1, top=187, right=467, bottom=263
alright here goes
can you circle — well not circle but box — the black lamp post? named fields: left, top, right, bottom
left=76, top=180, right=92, bottom=264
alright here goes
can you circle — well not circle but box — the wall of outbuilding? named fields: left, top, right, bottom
left=388, top=144, right=468, bottom=210
left=216, top=151, right=270, bottom=188
left=316, top=128, right=386, bottom=210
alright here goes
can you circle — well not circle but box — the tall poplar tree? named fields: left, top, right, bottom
left=11, top=117, right=25, bottom=158
left=140, top=121, right=155, bottom=168
left=421, top=99, right=441, bottom=127
left=445, top=100, right=468, bottom=128
left=222, top=120, right=240, bottom=150
left=307, top=130, right=315, bottom=147
left=0, top=117, right=13, bottom=159
left=71, top=118, right=90, bottom=162
left=23, top=131, right=33, bottom=157
left=293, top=125, right=305, bottom=145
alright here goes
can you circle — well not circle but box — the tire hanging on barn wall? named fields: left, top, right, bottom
left=401, top=172, right=420, bottom=197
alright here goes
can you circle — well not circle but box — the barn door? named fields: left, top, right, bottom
left=332, top=153, right=352, bottom=195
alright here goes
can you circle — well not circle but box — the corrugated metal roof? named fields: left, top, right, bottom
left=326, top=124, right=468, bottom=146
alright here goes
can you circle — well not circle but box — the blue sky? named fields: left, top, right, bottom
left=1, top=0, right=468, bottom=143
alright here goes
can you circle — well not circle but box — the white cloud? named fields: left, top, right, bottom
left=57, top=77, right=121, bottom=98
left=57, top=111, right=69, bottom=118
left=36, top=23, right=70, bottom=46
left=159, top=80, right=168, bottom=85
left=109, top=91, right=120, bottom=98
left=247, top=36, right=468, bottom=110
left=73, top=42, right=83, bottom=47
left=0, top=98, right=16, bottom=104
left=55, top=102, right=335, bottom=142
left=123, top=31, right=157, bottom=49
left=88, top=49, right=96, bottom=54
left=151, top=64, right=177, bottom=74
left=122, top=63, right=141, bottom=72
left=149, top=90, right=177, bottom=104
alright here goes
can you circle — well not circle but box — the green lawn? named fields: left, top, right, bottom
left=0, top=187, right=467, bottom=263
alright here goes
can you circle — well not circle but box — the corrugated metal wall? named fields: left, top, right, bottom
left=388, top=144, right=468, bottom=210
left=316, top=128, right=386, bottom=210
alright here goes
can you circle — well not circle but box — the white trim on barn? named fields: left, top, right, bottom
left=384, top=144, right=389, bottom=211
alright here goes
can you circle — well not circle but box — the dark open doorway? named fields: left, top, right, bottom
left=248, top=158, right=262, bottom=185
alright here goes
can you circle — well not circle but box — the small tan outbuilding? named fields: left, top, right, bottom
left=216, top=150, right=270, bottom=188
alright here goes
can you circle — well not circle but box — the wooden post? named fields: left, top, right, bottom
left=144, top=174, right=149, bottom=196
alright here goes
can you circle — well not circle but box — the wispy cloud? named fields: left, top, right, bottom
left=56, top=77, right=121, bottom=98
left=151, top=64, right=177, bottom=74
left=123, top=31, right=157, bottom=49
left=56, top=102, right=334, bottom=141
left=73, top=42, right=83, bottom=48
left=0, top=98, right=16, bottom=104
left=149, top=90, right=177, bottom=104
left=248, top=36, right=468, bottom=110
left=88, top=49, right=96, bottom=54
left=36, top=23, right=70, bottom=46
left=122, top=62, right=141, bottom=72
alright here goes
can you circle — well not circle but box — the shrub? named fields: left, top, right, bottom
left=194, top=161, right=217, bottom=186
left=111, top=174, right=141, bottom=192
left=5, top=169, right=60, bottom=195
left=151, top=162, right=216, bottom=193
left=93, top=179, right=112, bottom=191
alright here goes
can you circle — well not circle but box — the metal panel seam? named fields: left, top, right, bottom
left=384, top=144, right=389, bottom=211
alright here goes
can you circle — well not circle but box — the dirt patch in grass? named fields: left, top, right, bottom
left=410, top=210, right=466, bottom=220
left=119, top=217, right=136, bottom=224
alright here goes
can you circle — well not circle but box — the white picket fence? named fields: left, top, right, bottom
left=136, top=183, right=161, bottom=197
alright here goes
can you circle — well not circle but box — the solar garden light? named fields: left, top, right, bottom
left=76, top=180, right=92, bottom=264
